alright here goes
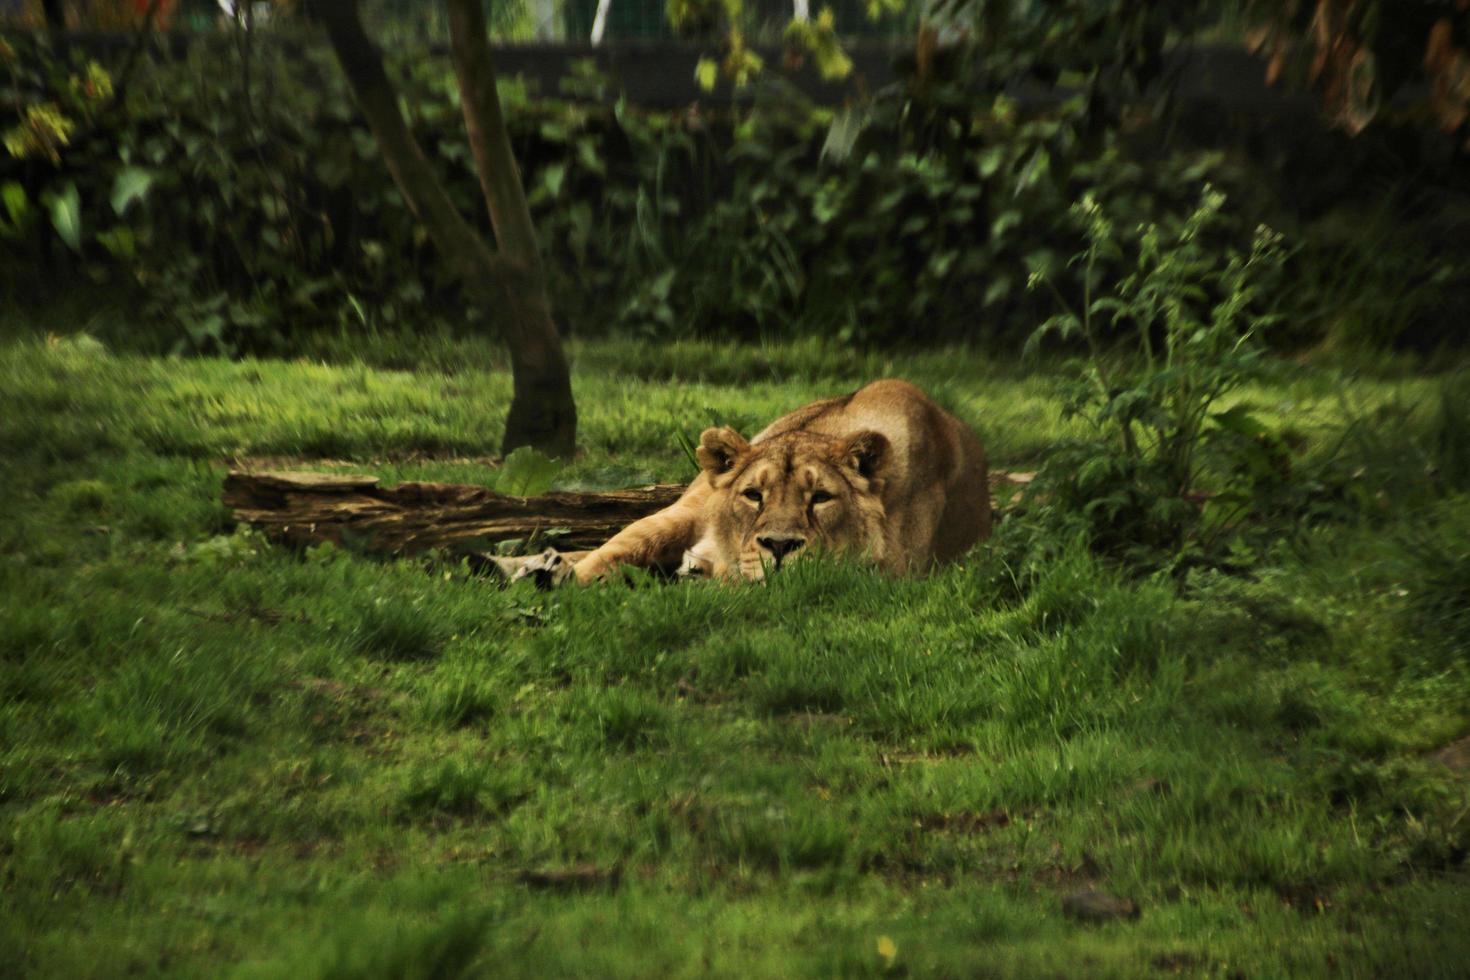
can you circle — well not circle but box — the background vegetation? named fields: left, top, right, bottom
left=4, top=6, right=1469, bottom=356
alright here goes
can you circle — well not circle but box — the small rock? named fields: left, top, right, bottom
left=1062, top=889, right=1140, bottom=923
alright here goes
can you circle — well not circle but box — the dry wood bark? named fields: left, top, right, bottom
left=223, top=470, right=685, bottom=557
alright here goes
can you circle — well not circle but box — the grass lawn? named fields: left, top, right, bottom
left=1, top=331, right=1467, bottom=977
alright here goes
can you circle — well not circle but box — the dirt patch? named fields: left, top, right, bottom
left=1425, top=734, right=1470, bottom=774
left=913, top=807, right=1026, bottom=835
left=860, top=849, right=957, bottom=889
left=516, top=864, right=622, bottom=892
left=1151, top=951, right=1207, bottom=972
left=782, top=711, right=852, bottom=729
left=1062, top=888, right=1141, bottom=923
left=290, top=677, right=393, bottom=750
left=1275, top=881, right=1334, bottom=914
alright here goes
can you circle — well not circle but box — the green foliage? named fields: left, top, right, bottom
left=0, top=29, right=1257, bottom=354
left=1009, top=186, right=1290, bottom=571
left=783, top=8, right=853, bottom=81
left=1, top=31, right=439, bottom=354
left=346, top=595, right=448, bottom=661
left=398, top=756, right=527, bottom=819
left=41, top=180, right=80, bottom=252
left=3, top=20, right=1464, bottom=361
left=0, top=51, right=111, bottom=163
left=1430, top=372, right=1470, bottom=492
left=0, top=179, right=29, bottom=238
left=925, top=0, right=1213, bottom=119
left=495, top=446, right=562, bottom=497
left=1396, top=501, right=1470, bottom=671
left=563, top=74, right=1246, bottom=346
left=1266, top=184, right=1470, bottom=353
left=109, top=165, right=154, bottom=216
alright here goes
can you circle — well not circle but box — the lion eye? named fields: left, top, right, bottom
left=810, top=490, right=834, bottom=505
left=742, top=488, right=763, bottom=504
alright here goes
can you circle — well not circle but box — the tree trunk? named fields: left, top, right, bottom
left=445, top=0, right=576, bottom=458
left=591, top=0, right=612, bottom=44
left=309, top=0, right=577, bottom=459
left=41, top=0, right=64, bottom=31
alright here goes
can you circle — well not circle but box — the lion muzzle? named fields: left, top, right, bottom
left=755, top=534, right=806, bottom=569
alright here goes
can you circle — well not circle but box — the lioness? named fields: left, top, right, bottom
left=562, top=379, right=990, bottom=583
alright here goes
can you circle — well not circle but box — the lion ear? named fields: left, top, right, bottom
left=838, top=430, right=888, bottom=480
left=697, top=427, right=750, bottom=476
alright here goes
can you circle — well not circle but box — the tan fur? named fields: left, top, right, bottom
left=572, top=380, right=990, bottom=583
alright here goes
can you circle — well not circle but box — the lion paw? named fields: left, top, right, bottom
left=509, top=548, right=577, bottom=590
left=676, top=550, right=714, bottom=580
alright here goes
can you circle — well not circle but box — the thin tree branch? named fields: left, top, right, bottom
left=308, top=0, right=535, bottom=311
left=309, top=0, right=577, bottom=457
left=101, top=0, right=165, bottom=117
left=40, top=0, right=65, bottom=32
left=445, top=0, right=543, bottom=265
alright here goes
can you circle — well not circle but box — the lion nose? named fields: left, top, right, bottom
left=757, top=535, right=806, bottom=563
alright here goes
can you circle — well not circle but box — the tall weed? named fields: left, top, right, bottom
left=1011, top=186, right=1289, bottom=572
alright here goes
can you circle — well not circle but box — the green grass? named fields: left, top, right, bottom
left=1, top=332, right=1467, bottom=977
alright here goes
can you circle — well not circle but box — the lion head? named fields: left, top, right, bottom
left=692, top=426, right=890, bottom=580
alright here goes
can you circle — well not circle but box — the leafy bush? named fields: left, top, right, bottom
left=1395, top=497, right=1470, bottom=670
left=8, top=23, right=1461, bottom=356
left=1002, top=186, right=1291, bottom=573
left=2, top=31, right=442, bottom=354
left=1, top=29, right=1254, bottom=353
left=582, top=78, right=1245, bottom=346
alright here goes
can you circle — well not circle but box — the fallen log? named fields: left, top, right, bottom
left=223, top=470, right=686, bottom=557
